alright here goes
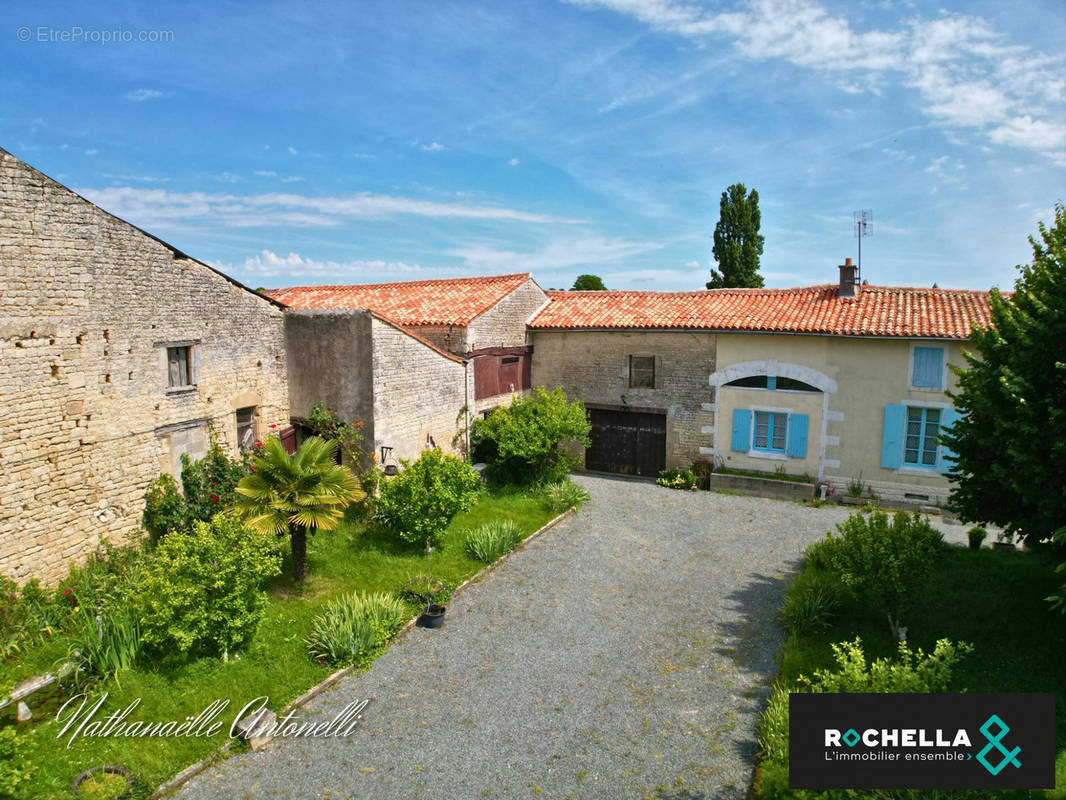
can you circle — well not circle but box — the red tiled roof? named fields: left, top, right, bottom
left=528, top=285, right=995, bottom=339
left=266, top=273, right=531, bottom=325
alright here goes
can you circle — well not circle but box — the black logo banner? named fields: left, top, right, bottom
left=789, top=693, right=1055, bottom=789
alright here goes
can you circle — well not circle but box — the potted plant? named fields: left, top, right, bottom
left=967, top=526, right=988, bottom=551
left=690, top=459, right=714, bottom=491
left=403, top=574, right=448, bottom=628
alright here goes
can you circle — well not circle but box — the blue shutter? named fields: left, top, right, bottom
left=912, top=347, right=944, bottom=388
left=731, top=409, right=751, bottom=452
left=880, top=405, right=905, bottom=469
left=939, top=407, right=962, bottom=475
left=786, top=414, right=808, bottom=458
left=766, top=376, right=777, bottom=391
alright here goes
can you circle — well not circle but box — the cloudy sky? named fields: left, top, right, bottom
left=4, top=0, right=1064, bottom=291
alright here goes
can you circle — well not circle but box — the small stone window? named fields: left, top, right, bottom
left=236, top=406, right=257, bottom=451
left=167, top=346, right=193, bottom=388
left=629, top=355, right=655, bottom=389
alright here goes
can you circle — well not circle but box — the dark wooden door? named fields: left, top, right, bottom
left=585, top=409, right=666, bottom=477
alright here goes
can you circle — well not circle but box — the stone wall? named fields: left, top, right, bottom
left=529, top=330, right=717, bottom=469
left=284, top=310, right=374, bottom=440
left=0, top=149, right=288, bottom=583
left=370, top=317, right=472, bottom=464
left=406, top=324, right=468, bottom=355
left=466, top=277, right=546, bottom=351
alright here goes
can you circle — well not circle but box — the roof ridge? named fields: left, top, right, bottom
left=270, top=272, right=529, bottom=293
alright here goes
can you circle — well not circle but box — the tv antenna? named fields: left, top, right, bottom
left=853, top=210, right=872, bottom=280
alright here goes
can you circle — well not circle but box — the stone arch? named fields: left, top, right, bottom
left=709, top=358, right=837, bottom=395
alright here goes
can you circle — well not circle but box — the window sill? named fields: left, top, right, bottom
left=897, top=465, right=940, bottom=476
left=747, top=450, right=787, bottom=461
left=165, top=386, right=198, bottom=396
left=908, top=384, right=945, bottom=392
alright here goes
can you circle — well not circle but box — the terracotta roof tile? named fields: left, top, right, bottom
left=266, top=273, right=530, bottom=325
left=528, top=285, right=994, bottom=339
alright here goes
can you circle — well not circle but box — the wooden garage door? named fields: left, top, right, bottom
left=585, top=409, right=666, bottom=477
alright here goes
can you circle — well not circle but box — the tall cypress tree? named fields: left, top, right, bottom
left=707, top=183, right=765, bottom=289
left=944, top=203, right=1066, bottom=545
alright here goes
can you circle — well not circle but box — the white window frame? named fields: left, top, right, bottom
left=896, top=399, right=951, bottom=475
left=746, top=404, right=793, bottom=462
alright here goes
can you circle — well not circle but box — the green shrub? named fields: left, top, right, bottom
left=471, top=387, right=591, bottom=485
left=66, top=604, right=141, bottom=687
left=141, top=473, right=188, bottom=542
left=465, top=520, right=522, bottom=563
left=803, top=536, right=835, bottom=571
left=0, top=726, right=34, bottom=799
left=967, top=525, right=988, bottom=551
left=779, top=570, right=842, bottom=634
left=820, top=511, right=943, bottom=639
left=758, top=637, right=973, bottom=788
left=656, top=468, right=698, bottom=490
left=375, top=448, right=482, bottom=545
left=541, top=480, right=590, bottom=513
left=132, top=514, right=282, bottom=660
left=307, top=591, right=409, bottom=666
left=400, top=574, right=450, bottom=606
left=306, top=402, right=366, bottom=467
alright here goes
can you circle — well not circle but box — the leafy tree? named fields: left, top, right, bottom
left=944, top=203, right=1066, bottom=547
left=235, top=437, right=361, bottom=582
left=706, top=183, right=765, bottom=288
left=132, top=513, right=282, bottom=659
left=306, top=402, right=366, bottom=467
left=471, top=387, right=591, bottom=485
left=571, top=274, right=607, bottom=291
left=374, top=448, right=482, bottom=546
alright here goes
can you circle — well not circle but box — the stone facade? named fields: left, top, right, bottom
left=370, top=316, right=471, bottom=462
left=529, top=330, right=717, bottom=469
left=0, top=150, right=289, bottom=583
left=465, top=277, right=547, bottom=352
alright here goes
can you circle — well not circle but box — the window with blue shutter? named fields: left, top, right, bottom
left=786, top=414, right=808, bottom=458
left=939, top=408, right=962, bottom=474
left=731, top=409, right=751, bottom=452
left=912, top=346, right=945, bottom=388
left=753, top=411, right=787, bottom=453
left=903, top=406, right=941, bottom=468
left=880, top=405, right=905, bottom=469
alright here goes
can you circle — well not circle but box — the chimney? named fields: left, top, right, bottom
left=838, top=257, right=859, bottom=298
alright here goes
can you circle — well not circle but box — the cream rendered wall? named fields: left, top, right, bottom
left=712, top=333, right=967, bottom=503
left=716, top=386, right=823, bottom=479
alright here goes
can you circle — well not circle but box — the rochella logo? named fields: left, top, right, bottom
left=976, top=715, right=1022, bottom=776
left=825, top=728, right=972, bottom=748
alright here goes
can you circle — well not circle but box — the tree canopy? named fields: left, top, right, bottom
left=571, top=274, right=607, bottom=291
left=707, top=183, right=765, bottom=289
left=943, top=203, right=1066, bottom=546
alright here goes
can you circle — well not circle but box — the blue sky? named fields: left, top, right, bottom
left=4, top=0, right=1064, bottom=291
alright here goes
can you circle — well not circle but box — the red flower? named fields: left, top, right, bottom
left=210, top=494, right=220, bottom=502
left=269, top=424, right=277, bottom=429
left=209, top=481, right=216, bottom=487
left=255, top=441, right=262, bottom=447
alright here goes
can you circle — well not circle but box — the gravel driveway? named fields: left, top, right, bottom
left=178, top=474, right=967, bottom=800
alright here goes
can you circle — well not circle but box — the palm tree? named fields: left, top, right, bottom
left=235, top=436, right=361, bottom=582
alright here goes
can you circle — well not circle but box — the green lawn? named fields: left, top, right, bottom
left=3, top=491, right=556, bottom=800
left=758, top=544, right=1066, bottom=798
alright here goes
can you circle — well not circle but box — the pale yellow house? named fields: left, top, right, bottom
left=529, top=261, right=994, bottom=505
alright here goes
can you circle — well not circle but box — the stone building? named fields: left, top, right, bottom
left=270, top=273, right=548, bottom=466
left=0, top=149, right=289, bottom=583
left=528, top=261, right=994, bottom=505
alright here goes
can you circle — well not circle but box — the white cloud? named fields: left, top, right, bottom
left=84, top=149, right=98, bottom=156
left=287, top=146, right=299, bottom=156
left=568, top=0, right=1066, bottom=159
left=508, top=157, right=520, bottom=166
left=103, top=173, right=170, bottom=183
left=683, top=260, right=701, bottom=268
left=420, top=141, right=447, bottom=151
left=215, top=172, right=244, bottom=183
left=76, top=186, right=582, bottom=229
left=125, top=88, right=168, bottom=102
left=253, top=170, right=277, bottom=177
left=450, top=234, right=661, bottom=272
left=223, top=249, right=433, bottom=282
left=280, top=175, right=304, bottom=183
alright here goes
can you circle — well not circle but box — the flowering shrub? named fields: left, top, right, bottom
left=656, top=468, right=699, bottom=490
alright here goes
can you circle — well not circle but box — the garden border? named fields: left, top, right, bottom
left=149, top=506, right=576, bottom=799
